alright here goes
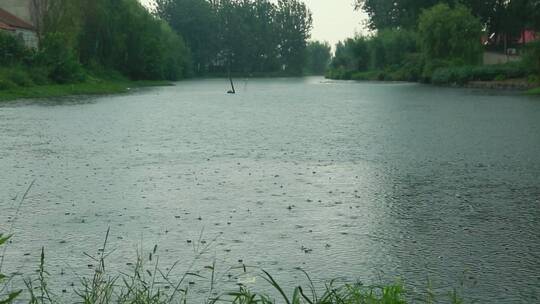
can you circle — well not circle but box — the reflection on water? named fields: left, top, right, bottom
left=0, top=77, right=539, bottom=303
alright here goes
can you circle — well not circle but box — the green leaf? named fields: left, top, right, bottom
left=0, top=290, right=21, bottom=304
left=0, top=235, right=11, bottom=246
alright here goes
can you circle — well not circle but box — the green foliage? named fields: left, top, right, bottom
left=527, top=87, right=540, bottom=95
left=328, top=29, right=420, bottom=82
left=305, top=41, right=332, bottom=74
left=78, top=0, right=190, bottom=81
left=37, top=33, right=85, bottom=84
left=418, top=4, right=483, bottom=67
left=331, top=37, right=370, bottom=72
left=355, top=0, right=538, bottom=50
left=1, top=234, right=21, bottom=304
left=0, top=32, right=30, bottom=66
left=0, top=80, right=169, bottom=101
left=276, top=0, right=313, bottom=75
left=0, top=231, right=472, bottom=304
left=368, top=29, right=418, bottom=70
left=523, top=40, right=540, bottom=76
left=156, top=0, right=219, bottom=75
left=157, top=0, right=313, bottom=76
left=5, top=69, right=33, bottom=87
left=0, top=78, right=17, bottom=91
left=431, top=63, right=529, bottom=85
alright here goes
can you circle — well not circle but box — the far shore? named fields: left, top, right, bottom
left=1, top=76, right=538, bottom=102
left=0, top=80, right=172, bottom=102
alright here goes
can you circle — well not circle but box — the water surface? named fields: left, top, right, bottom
left=1, top=77, right=539, bottom=302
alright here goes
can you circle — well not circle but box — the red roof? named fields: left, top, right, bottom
left=0, top=8, right=34, bottom=31
left=0, top=21, right=15, bottom=31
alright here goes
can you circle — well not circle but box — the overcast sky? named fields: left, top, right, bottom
left=139, top=0, right=368, bottom=47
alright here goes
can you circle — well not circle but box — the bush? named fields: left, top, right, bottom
left=28, top=67, right=51, bottom=85
left=0, top=67, right=35, bottom=88
left=7, top=69, right=33, bottom=87
left=0, top=77, right=16, bottom=90
left=369, top=29, right=419, bottom=70
left=326, top=67, right=353, bottom=80
left=0, top=32, right=29, bottom=66
left=37, top=33, right=86, bottom=84
left=328, top=29, right=419, bottom=81
left=523, top=40, right=540, bottom=76
left=528, top=75, right=540, bottom=84
left=431, top=63, right=529, bottom=85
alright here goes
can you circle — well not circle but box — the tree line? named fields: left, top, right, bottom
left=155, top=0, right=319, bottom=76
left=356, top=0, right=540, bottom=44
left=1, top=0, right=329, bottom=90
left=327, top=1, right=540, bottom=83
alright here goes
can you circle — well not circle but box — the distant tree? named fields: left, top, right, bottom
left=331, top=37, right=369, bottom=72
left=156, top=0, right=219, bottom=74
left=156, top=0, right=313, bottom=76
left=305, top=41, right=331, bottom=74
left=275, top=0, right=313, bottom=75
left=355, top=0, right=452, bottom=30
left=355, top=0, right=539, bottom=47
left=418, top=3, right=482, bottom=65
left=369, top=29, right=418, bottom=70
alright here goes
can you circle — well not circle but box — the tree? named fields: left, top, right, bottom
left=305, top=41, right=331, bottom=74
left=156, top=0, right=219, bottom=74
left=331, top=37, right=369, bottom=72
left=275, top=0, right=313, bottom=75
left=418, top=3, right=482, bottom=66
left=355, top=0, right=449, bottom=30
left=30, top=0, right=80, bottom=47
left=0, top=32, right=29, bottom=66
left=156, top=0, right=313, bottom=76
left=369, top=29, right=418, bottom=70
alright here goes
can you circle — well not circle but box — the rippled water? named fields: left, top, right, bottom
left=1, top=77, right=539, bottom=303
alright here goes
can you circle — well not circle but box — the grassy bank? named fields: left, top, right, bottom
left=0, top=80, right=172, bottom=102
left=0, top=231, right=470, bottom=304
left=527, top=87, right=540, bottom=95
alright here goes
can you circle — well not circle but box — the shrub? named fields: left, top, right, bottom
left=369, top=29, right=418, bottom=70
left=0, top=77, right=16, bottom=90
left=523, top=40, right=540, bottom=76
left=28, top=67, right=51, bottom=85
left=0, top=32, right=29, bottom=66
left=431, top=63, right=529, bottom=85
left=37, top=33, right=85, bottom=84
left=528, top=75, right=540, bottom=84
left=6, top=69, right=33, bottom=87
left=326, top=67, right=353, bottom=80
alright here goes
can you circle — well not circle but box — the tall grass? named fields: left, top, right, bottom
left=0, top=184, right=467, bottom=304
left=0, top=230, right=469, bottom=304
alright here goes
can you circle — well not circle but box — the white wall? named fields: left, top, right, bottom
left=14, top=28, right=38, bottom=49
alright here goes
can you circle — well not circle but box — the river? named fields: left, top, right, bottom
left=1, top=77, right=539, bottom=303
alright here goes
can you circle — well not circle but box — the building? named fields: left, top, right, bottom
left=517, top=30, right=538, bottom=45
left=0, top=0, right=33, bottom=24
left=0, top=0, right=38, bottom=49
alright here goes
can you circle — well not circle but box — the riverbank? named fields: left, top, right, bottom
left=326, top=63, right=540, bottom=95
left=0, top=234, right=459, bottom=304
left=0, top=80, right=172, bottom=102
left=527, top=87, right=540, bottom=95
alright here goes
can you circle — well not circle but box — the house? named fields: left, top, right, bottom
left=517, top=29, right=538, bottom=45
left=0, top=5, right=38, bottom=49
